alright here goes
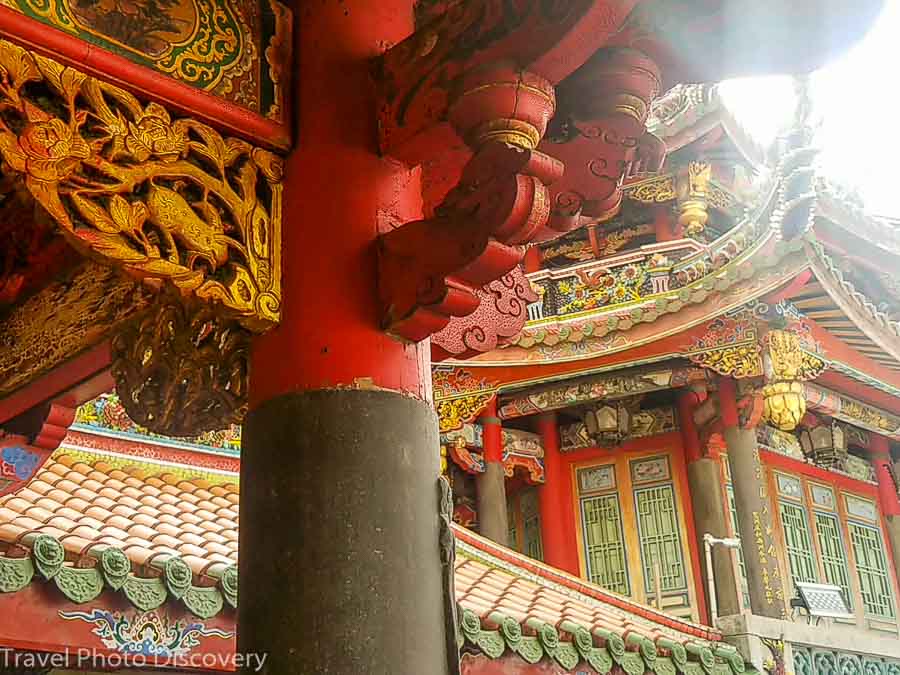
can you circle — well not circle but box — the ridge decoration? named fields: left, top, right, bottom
left=0, top=534, right=238, bottom=618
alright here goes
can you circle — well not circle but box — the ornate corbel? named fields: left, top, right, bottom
left=378, top=63, right=561, bottom=342
left=433, top=369, right=498, bottom=434
left=0, top=40, right=284, bottom=435
left=0, top=39, right=282, bottom=331
left=759, top=329, right=826, bottom=431
left=431, top=266, right=539, bottom=361
left=544, top=48, right=665, bottom=230
left=111, top=293, right=250, bottom=436
left=374, top=5, right=661, bottom=349
left=688, top=314, right=827, bottom=432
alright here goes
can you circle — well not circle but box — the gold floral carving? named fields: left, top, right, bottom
left=839, top=400, right=896, bottom=433
left=690, top=344, right=762, bottom=379
left=0, top=39, right=282, bottom=330
left=625, top=174, right=675, bottom=203
left=436, top=393, right=495, bottom=434
left=0, top=263, right=152, bottom=397
left=760, top=330, right=827, bottom=431
left=707, top=183, right=737, bottom=212
left=764, top=330, right=826, bottom=382
left=111, top=294, right=250, bottom=436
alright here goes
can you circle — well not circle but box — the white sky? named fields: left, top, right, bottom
left=717, top=2, right=898, bottom=217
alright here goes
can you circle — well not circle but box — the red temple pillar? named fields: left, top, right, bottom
left=476, top=397, right=508, bottom=546
left=871, top=435, right=900, bottom=517
left=870, top=434, right=900, bottom=586
left=536, top=413, right=580, bottom=575
left=238, top=2, right=450, bottom=672
left=653, top=204, right=677, bottom=242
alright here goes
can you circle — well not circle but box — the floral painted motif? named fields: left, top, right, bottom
left=685, top=315, right=762, bottom=378
left=59, top=609, right=232, bottom=659
left=558, top=262, right=649, bottom=314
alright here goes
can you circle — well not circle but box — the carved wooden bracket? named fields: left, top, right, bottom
left=378, top=61, right=561, bottom=342
left=0, top=39, right=283, bottom=332
left=376, top=9, right=664, bottom=346
left=431, top=266, right=539, bottom=361
left=543, top=47, right=665, bottom=230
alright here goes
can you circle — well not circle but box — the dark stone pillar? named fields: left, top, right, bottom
left=476, top=398, right=508, bottom=545
left=687, top=458, right=741, bottom=618
left=719, top=378, right=786, bottom=619
left=476, top=464, right=508, bottom=545
left=679, top=392, right=740, bottom=619
left=240, top=389, right=449, bottom=674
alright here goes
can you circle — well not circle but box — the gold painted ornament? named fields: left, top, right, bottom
left=677, top=161, right=711, bottom=238
left=759, top=329, right=826, bottom=431
left=0, top=39, right=282, bottom=330
left=436, top=393, right=495, bottom=434
left=760, top=381, right=806, bottom=432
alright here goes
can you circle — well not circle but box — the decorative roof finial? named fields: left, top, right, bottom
left=792, top=74, right=813, bottom=131
left=781, top=74, right=818, bottom=151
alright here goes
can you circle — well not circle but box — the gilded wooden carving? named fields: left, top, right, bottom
left=677, top=161, right=711, bottom=237
left=111, top=293, right=249, bottom=436
left=433, top=368, right=497, bottom=433
left=0, top=263, right=151, bottom=397
left=625, top=175, right=675, bottom=204
left=760, top=329, right=826, bottom=431
left=0, top=39, right=282, bottom=329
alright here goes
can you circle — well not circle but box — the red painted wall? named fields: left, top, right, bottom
left=0, top=586, right=236, bottom=671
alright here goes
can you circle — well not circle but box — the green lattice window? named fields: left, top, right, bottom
left=521, top=490, right=543, bottom=562
left=814, top=512, right=852, bottom=607
left=581, top=494, right=630, bottom=595
left=849, top=522, right=895, bottom=619
left=727, top=487, right=747, bottom=578
left=779, top=501, right=818, bottom=585
left=507, top=501, right=519, bottom=552
left=634, top=484, right=687, bottom=593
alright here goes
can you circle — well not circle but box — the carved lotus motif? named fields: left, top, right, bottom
left=126, top=103, right=188, bottom=162
left=19, top=117, right=91, bottom=181
left=6, top=117, right=91, bottom=183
